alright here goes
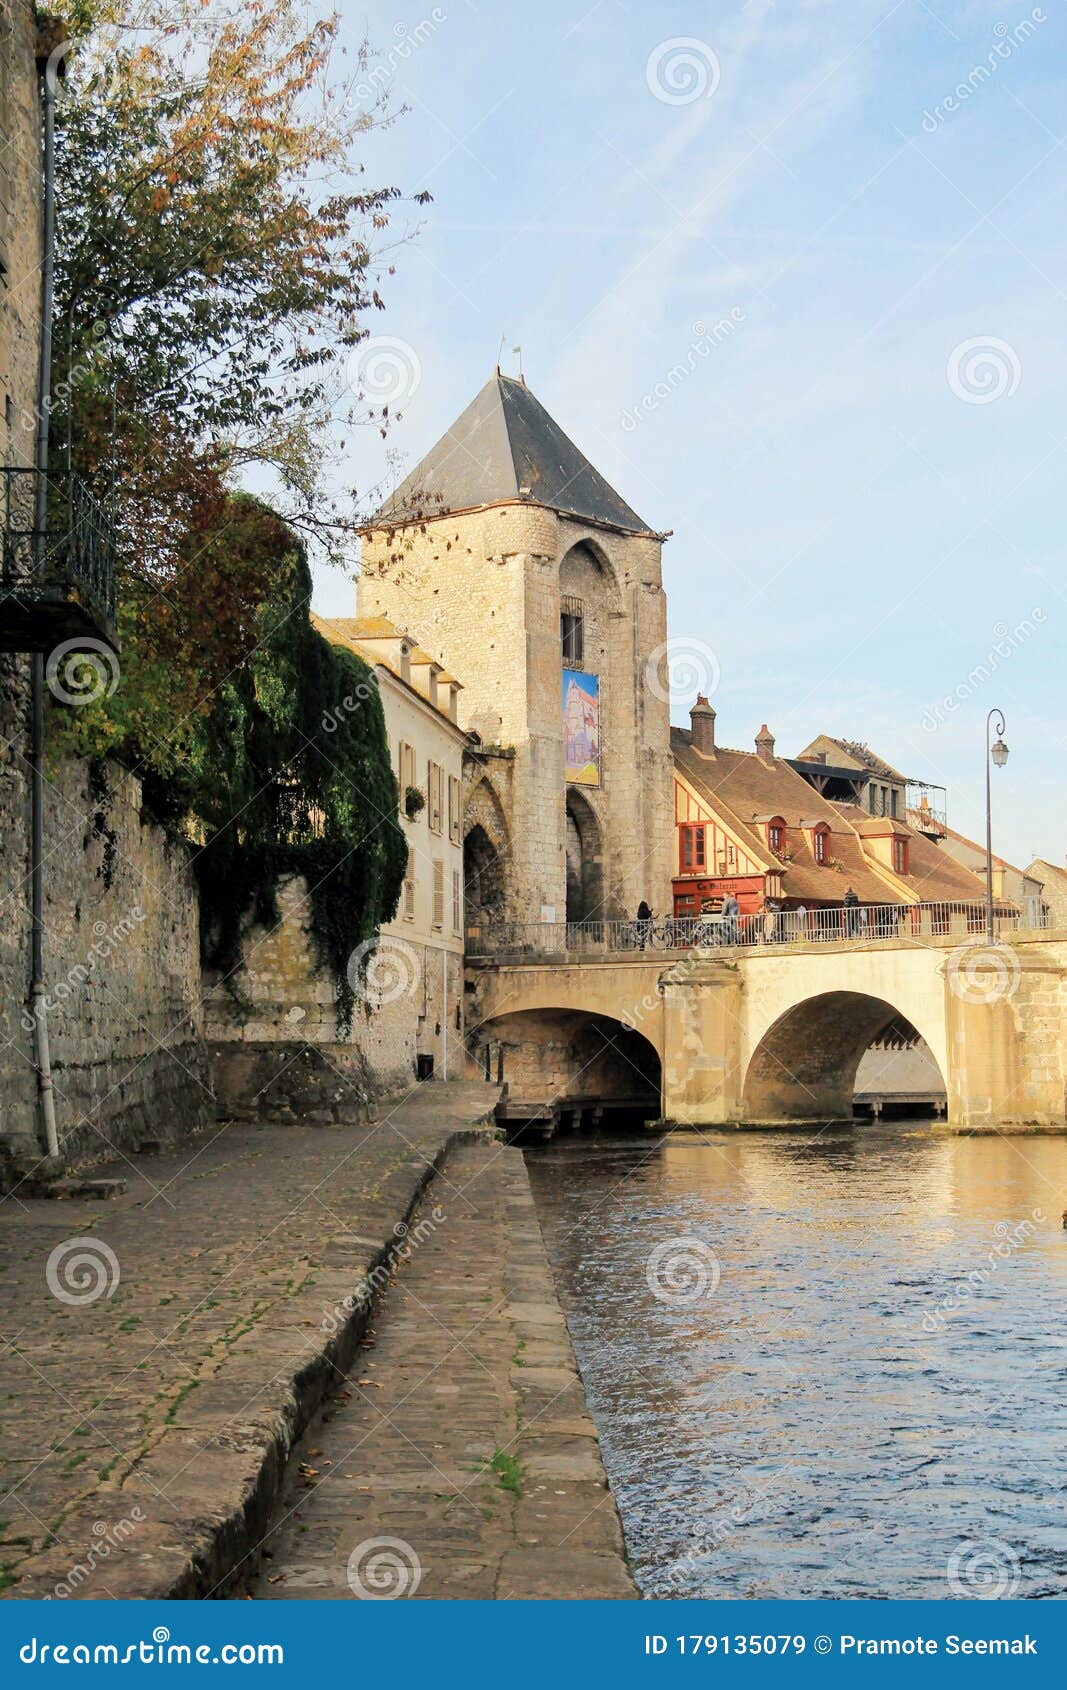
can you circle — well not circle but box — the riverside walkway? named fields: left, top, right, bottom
left=0, top=1082, right=504, bottom=1598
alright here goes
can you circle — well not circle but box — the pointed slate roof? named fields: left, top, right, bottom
left=371, top=373, right=654, bottom=534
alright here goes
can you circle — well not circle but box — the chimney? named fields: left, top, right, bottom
left=690, top=695, right=716, bottom=757
left=755, top=723, right=775, bottom=765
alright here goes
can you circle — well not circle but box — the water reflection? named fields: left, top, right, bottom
left=525, top=1124, right=1067, bottom=1599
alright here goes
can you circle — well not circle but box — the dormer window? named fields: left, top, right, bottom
left=812, top=823, right=830, bottom=865
left=892, top=837, right=909, bottom=875
left=767, top=817, right=786, bottom=856
left=561, top=595, right=584, bottom=666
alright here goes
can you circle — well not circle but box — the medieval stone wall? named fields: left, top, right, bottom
left=202, top=873, right=465, bottom=1113
left=0, top=0, right=41, bottom=476
left=0, top=730, right=212, bottom=1172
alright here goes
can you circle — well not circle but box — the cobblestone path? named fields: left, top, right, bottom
left=0, top=1082, right=498, bottom=1598
left=249, top=1143, right=635, bottom=1600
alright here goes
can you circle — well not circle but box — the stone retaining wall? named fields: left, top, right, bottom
left=0, top=697, right=212, bottom=1173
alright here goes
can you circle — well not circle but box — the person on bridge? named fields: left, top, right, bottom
left=762, top=898, right=780, bottom=943
left=636, top=900, right=653, bottom=949
left=844, top=886, right=860, bottom=938
left=721, top=892, right=740, bottom=944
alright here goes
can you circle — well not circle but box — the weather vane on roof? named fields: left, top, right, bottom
left=512, top=344, right=524, bottom=383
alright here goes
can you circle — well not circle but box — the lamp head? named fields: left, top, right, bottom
left=991, top=737, right=1009, bottom=768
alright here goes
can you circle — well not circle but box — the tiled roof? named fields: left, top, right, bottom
left=830, top=804, right=999, bottom=904
left=671, top=728, right=896, bottom=905
left=799, top=734, right=908, bottom=782
left=370, top=373, right=654, bottom=534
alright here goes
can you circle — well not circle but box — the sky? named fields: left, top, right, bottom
left=311, top=0, right=1066, bottom=870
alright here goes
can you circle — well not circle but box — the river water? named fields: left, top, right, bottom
left=525, top=1126, right=1067, bottom=1600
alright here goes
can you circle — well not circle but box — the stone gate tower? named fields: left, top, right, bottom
left=358, top=372, right=674, bottom=927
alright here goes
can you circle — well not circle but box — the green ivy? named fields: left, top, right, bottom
left=191, top=539, right=406, bottom=1033
left=52, top=507, right=406, bottom=1033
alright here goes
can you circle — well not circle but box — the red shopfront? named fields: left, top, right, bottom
left=672, top=874, right=766, bottom=918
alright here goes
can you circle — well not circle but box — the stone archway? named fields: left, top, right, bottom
left=476, top=1008, right=662, bottom=1122
left=565, top=788, right=604, bottom=925
left=741, top=990, right=949, bottom=1123
left=464, top=823, right=505, bottom=923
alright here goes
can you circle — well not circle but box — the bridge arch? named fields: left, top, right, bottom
left=741, top=989, right=947, bottom=1123
left=476, top=1006, right=662, bottom=1123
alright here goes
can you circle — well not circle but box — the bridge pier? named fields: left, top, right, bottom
left=945, top=951, right=1067, bottom=1131
left=660, top=960, right=742, bottom=1126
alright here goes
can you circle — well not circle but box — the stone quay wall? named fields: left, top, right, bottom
left=0, top=700, right=212, bottom=1172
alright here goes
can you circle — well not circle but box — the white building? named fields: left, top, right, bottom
left=313, top=614, right=469, bottom=1087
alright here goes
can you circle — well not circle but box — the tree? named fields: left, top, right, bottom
left=53, top=0, right=428, bottom=568
left=45, top=2, right=418, bottom=1016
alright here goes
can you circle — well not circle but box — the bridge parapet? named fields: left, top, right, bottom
left=468, top=902, right=1044, bottom=962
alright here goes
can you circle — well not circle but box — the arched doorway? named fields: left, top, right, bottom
left=463, top=776, right=510, bottom=925
left=565, top=788, right=604, bottom=924
left=464, top=823, right=505, bottom=924
left=742, top=991, right=948, bottom=1123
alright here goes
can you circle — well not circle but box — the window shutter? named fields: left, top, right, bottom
left=452, top=868, right=462, bottom=933
left=432, top=860, right=444, bottom=928
left=404, top=847, right=416, bottom=919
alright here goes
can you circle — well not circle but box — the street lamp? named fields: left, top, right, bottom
left=985, top=708, right=1009, bottom=946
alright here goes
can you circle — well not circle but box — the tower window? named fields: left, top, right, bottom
left=561, top=594, right=584, bottom=665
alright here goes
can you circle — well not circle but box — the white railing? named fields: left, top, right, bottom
left=467, top=902, right=1045, bottom=960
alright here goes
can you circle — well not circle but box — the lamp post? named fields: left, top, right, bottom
left=985, top=708, right=1009, bottom=946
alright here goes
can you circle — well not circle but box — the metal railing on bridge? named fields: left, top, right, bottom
left=467, top=901, right=1046, bottom=960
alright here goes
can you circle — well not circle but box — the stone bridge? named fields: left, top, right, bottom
left=466, top=930, right=1067, bottom=1131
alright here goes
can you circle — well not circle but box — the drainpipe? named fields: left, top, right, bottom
left=441, top=951, right=448, bottom=1081
left=29, top=55, right=60, bottom=1159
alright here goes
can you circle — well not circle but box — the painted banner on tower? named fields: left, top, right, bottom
left=563, top=669, right=600, bottom=786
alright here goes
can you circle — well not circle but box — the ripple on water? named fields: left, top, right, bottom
left=525, top=1125, right=1067, bottom=1600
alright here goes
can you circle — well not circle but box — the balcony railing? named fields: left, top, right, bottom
left=468, top=901, right=1047, bottom=960
left=0, top=466, right=117, bottom=652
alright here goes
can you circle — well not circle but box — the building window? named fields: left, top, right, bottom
left=399, top=740, right=416, bottom=802
left=448, top=774, right=462, bottom=844
left=680, top=823, right=706, bottom=873
left=403, top=848, right=415, bottom=919
left=868, top=782, right=877, bottom=814
left=428, top=760, right=443, bottom=833
left=890, top=788, right=899, bottom=819
left=452, top=867, right=462, bottom=934
left=768, top=817, right=785, bottom=856
left=432, top=860, right=445, bottom=929
left=561, top=594, right=584, bottom=666
left=892, top=837, right=909, bottom=875
left=812, top=825, right=829, bottom=865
